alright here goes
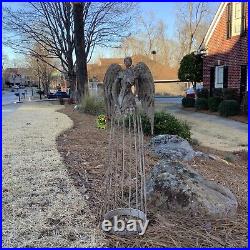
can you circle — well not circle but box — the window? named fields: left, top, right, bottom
left=227, top=2, right=247, bottom=38
left=215, top=66, right=224, bottom=88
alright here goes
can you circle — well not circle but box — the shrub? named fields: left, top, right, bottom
left=125, top=111, right=191, bottom=140
left=195, top=98, right=208, bottom=110
left=208, top=97, right=222, bottom=112
left=79, top=95, right=105, bottom=115
left=223, top=88, right=238, bottom=101
left=241, top=92, right=248, bottom=115
left=196, top=88, right=209, bottom=98
left=182, top=97, right=195, bottom=108
left=213, top=88, right=223, bottom=98
left=218, top=100, right=240, bottom=117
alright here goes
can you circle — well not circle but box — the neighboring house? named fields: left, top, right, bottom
left=4, top=68, right=34, bottom=87
left=203, top=2, right=248, bottom=102
left=88, top=54, right=178, bottom=82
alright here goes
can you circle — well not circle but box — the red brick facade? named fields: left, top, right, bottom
left=203, top=2, right=248, bottom=96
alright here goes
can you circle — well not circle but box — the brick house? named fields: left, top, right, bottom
left=203, top=2, right=248, bottom=102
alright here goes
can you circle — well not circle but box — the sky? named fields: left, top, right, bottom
left=2, top=2, right=221, bottom=66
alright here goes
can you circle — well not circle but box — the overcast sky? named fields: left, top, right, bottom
left=2, top=2, right=220, bottom=66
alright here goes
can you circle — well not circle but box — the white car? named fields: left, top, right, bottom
left=185, top=84, right=203, bottom=95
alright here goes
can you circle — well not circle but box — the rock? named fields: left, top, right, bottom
left=146, top=161, right=238, bottom=218
left=150, top=134, right=196, bottom=161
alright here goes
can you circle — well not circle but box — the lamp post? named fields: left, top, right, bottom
left=151, top=50, right=156, bottom=61
left=37, top=59, right=42, bottom=100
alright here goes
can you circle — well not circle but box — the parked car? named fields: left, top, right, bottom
left=47, top=91, right=69, bottom=99
left=185, top=84, right=203, bottom=98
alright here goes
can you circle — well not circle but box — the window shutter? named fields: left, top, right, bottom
left=227, top=3, right=232, bottom=39
left=210, top=67, right=215, bottom=96
left=241, top=2, right=247, bottom=35
left=240, top=65, right=247, bottom=101
left=223, top=66, right=228, bottom=88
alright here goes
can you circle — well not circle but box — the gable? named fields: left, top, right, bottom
left=204, top=3, right=227, bottom=47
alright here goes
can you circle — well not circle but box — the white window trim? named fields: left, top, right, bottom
left=215, top=66, right=224, bottom=89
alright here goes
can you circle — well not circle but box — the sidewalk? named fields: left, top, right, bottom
left=2, top=102, right=105, bottom=247
left=159, top=103, right=248, bottom=152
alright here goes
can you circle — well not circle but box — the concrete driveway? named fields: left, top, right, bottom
left=156, top=102, right=248, bottom=152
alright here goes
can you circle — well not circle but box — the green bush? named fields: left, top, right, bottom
left=196, top=88, right=209, bottom=98
left=125, top=111, right=191, bottom=140
left=242, top=92, right=248, bottom=115
left=195, top=98, right=208, bottom=110
left=213, top=88, right=223, bottom=98
left=218, top=100, right=240, bottom=117
left=223, top=88, right=238, bottom=101
left=79, top=95, right=105, bottom=115
left=182, top=97, right=195, bottom=107
left=208, top=97, right=222, bottom=112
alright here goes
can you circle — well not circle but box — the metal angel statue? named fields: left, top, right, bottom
left=100, top=57, right=154, bottom=236
left=104, top=57, right=155, bottom=134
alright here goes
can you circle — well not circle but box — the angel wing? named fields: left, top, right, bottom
left=103, top=64, right=122, bottom=119
left=134, top=62, right=155, bottom=134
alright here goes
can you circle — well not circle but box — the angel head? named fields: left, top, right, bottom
left=124, top=57, right=132, bottom=69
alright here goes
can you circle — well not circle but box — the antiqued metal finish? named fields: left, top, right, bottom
left=101, top=57, right=154, bottom=236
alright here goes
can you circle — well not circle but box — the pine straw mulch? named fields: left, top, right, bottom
left=56, top=105, right=248, bottom=248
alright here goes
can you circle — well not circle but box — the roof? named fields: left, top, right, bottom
left=99, top=58, right=124, bottom=65
left=88, top=54, right=178, bottom=81
left=203, top=2, right=227, bottom=47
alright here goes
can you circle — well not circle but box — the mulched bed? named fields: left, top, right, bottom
left=56, top=104, right=248, bottom=247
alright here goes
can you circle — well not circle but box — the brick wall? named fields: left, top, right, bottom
left=203, top=3, right=248, bottom=90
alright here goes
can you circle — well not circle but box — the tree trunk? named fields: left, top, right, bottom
left=73, top=3, right=88, bottom=103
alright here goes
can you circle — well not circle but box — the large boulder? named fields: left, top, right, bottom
left=146, top=161, right=238, bottom=218
left=149, top=135, right=196, bottom=161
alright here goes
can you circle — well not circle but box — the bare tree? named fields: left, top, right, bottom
left=176, top=2, right=212, bottom=55
left=26, top=43, right=56, bottom=95
left=3, top=3, right=76, bottom=96
left=73, top=2, right=89, bottom=102
left=3, top=2, right=136, bottom=101
left=2, top=54, right=9, bottom=70
left=115, top=14, right=171, bottom=66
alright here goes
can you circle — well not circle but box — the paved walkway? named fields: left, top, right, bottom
left=158, top=103, right=248, bottom=152
left=2, top=103, right=104, bottom=247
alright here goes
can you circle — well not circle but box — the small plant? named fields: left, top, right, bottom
left=224, top=153, right=235, bottom=163
left=182, top=97, right=195, bottom=108
left=218, top=100, right=240, bottom=117
left=190, top=138, right=199, bottom=146
left=125, top=111, right=191, bottom=140
left=96, top=114, right=107, bottom=129
left=196, top=88, right=209, bottom=98
left=208, top=97, right=222, bottom=112
left=79, top=95, right=105, bottom=115
left=195, top=98, right=208, bottom=110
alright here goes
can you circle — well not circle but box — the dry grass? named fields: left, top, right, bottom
left=56, top=105, right=248, bottom=248
left=155, top=82, right=186, bottom=96
left=2, top=103, right=106, bottom=247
